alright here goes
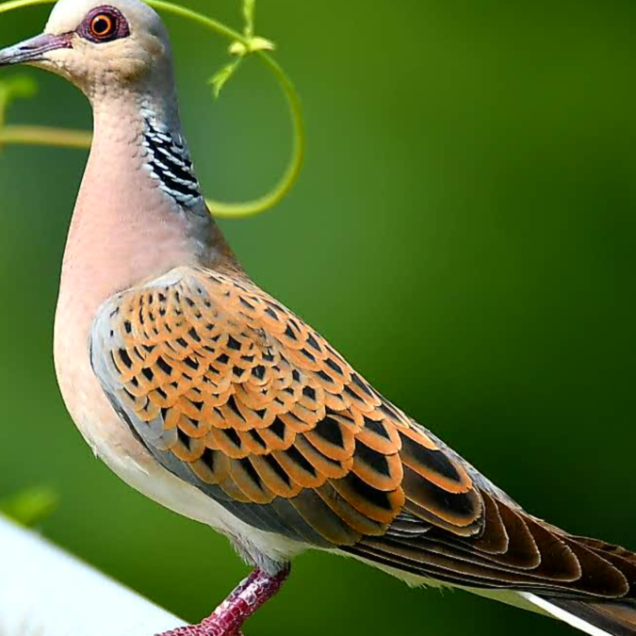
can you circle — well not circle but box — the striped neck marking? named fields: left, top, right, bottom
left=142, top=116, right=203, bottom=208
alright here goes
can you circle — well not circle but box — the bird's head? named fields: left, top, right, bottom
left=0, top=0, right=174, bottom=99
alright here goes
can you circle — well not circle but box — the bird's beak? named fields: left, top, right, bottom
left=0, top=32, right=73, bottom=67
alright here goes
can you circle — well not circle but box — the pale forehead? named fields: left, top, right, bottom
left=45, top=0, right=163, bottom=35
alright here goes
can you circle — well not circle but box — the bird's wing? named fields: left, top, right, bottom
left=90, top=265, right=479, bottom=547
left=90, top=265, right=636, bottom=604
left=91, top=268, right=482, bottom=546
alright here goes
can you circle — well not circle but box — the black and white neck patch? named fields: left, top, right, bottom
left=142, top=115, right=203, bottom=208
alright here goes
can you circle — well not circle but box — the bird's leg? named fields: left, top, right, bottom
left=156, top=566, right=290, bottom=636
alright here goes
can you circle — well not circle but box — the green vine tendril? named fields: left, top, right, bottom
left=0, top=0, right=305, bottom=218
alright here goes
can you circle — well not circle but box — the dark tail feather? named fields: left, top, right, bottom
left=524, top=594, right=636, bottom=636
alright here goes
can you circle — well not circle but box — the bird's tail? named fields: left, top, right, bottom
left=522, top=593, right=636, bottom=636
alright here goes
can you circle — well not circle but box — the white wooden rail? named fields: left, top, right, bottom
left=0, top=514, right=185, bottom=636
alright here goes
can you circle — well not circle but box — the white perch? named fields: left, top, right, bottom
left=0, top=514, right=185, bottom=636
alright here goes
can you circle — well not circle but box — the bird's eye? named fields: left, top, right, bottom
left=79, top=6, right=130, bottom=44
left=90, top=13, right=116, bottom=40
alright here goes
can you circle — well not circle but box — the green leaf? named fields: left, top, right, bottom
left=209, top=58, right=243, bottom=99
left=229, top=37, right=275, bottom=57
left=0, top=487, right=58, bottom=527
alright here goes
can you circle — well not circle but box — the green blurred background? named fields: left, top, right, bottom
left=1, top=0, right=635, bottom=634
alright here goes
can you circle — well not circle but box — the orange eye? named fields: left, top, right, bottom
left=80, top=6, right=129, bottom=44
left=90, top=13, right=116, bottom=39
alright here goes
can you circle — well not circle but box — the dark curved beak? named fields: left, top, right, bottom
left=0, top=32, right=73, bottom=67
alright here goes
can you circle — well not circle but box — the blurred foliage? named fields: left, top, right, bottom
left=0, top=1, right=635, bottom=636
left=0, top=486, right=58, bottom=526
left=0, top=73, right=36, bottom=129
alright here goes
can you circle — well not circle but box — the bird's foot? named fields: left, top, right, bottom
left=156, top=567, right=290, bottom=636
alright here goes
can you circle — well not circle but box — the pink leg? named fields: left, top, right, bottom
left=156, top=567, right=290, bottom=636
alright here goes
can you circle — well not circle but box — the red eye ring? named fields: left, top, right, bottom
left=90, top=13, right=116, bottom=39
left=79, top=6, right=130, bottom=44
